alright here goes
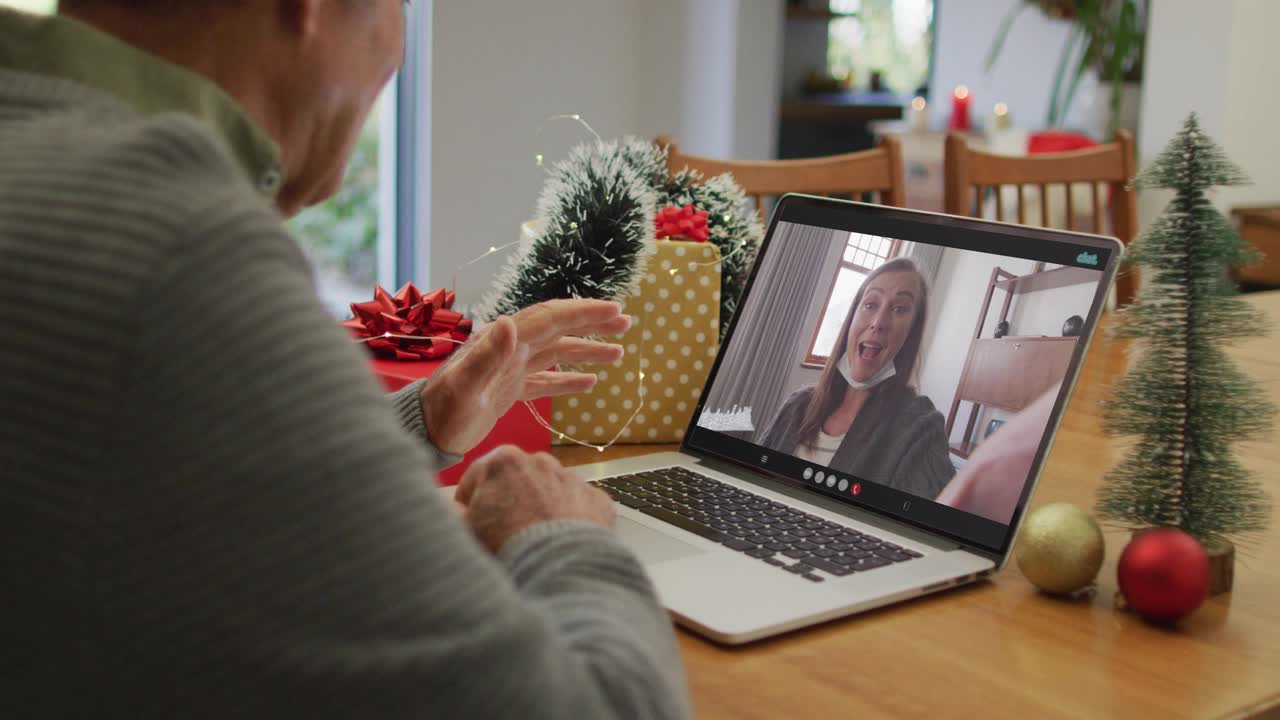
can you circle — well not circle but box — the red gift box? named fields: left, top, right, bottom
left=371, top=357, right=551, bottom=486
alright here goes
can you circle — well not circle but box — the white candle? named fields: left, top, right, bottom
left=992, top=102, right=1011, bottom=130
left=909, top=96, right=929, bottom=133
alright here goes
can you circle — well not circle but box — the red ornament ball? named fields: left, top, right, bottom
left=1117, top=528, right=1210, bottom=623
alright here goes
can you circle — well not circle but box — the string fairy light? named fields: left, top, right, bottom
left=664, top=241, right=751, bottom=275
left=533, top=113, right=602, bottom=168
left=450, top=238, right=524, bottom=295
left=352, top=113, right=733, bottom=454
left=447, top=113, right=605, bottom=291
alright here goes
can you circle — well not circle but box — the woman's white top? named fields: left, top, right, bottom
left=793, top=429, right=847, bottom=467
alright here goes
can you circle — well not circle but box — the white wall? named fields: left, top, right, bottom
left=931, top=0, right=1101, bottom=134
left=1136, top=0, right=1280, bottom=227
left=1009, top=280, right=1098, bottom=338
left=1133, top=0, right=1233, bottom=228
left=733, top=0, right=786, bottom=160
left=428, top=0, right=642, bottom=303
left=1222, top=1, right=1280, bottom=210
left=660, top=0, right=738, bottom=159
left=427, top=0, right=783, bottom=304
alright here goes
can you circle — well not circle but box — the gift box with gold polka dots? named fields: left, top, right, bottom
left=552, top=240, right=722, bottom=444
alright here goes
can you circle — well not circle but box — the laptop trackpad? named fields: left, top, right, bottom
left=615, top=517, right=707, bottom=565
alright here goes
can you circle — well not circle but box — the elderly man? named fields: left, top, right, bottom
left=0, top=1, right=688, bottom=718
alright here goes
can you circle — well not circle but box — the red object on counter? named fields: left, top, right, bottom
left=1027, top=130, right=1097, bottom=154
left=1027, top=131, right=1110, bottom=209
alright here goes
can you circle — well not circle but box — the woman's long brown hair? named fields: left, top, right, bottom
left=795, top=257, right=930, bottom=448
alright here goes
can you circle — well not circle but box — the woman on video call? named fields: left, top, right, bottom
left=758, top=257, right=955, bottom=499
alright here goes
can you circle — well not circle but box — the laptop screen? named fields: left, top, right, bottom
left=684, top=197, right=1115, bottom=555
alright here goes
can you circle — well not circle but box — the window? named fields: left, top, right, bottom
left=1, top=0, right=55, bottom=13
left=290, top=89, right=399, bottom=316
left=827, top=0, right=934, bottom=95
left=291, top=1, right=427, bottom=317
left=804, top=232, right=900, bottom=366
left=4, top=0, right=428, bottom=318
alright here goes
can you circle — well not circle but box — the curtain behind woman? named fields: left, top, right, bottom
left=703, top=222, right=837, bottom=442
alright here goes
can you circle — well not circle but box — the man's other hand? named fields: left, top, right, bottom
left=935, top=387, right=1060, bottom=523
left=455, top=446, right=615, bottom=553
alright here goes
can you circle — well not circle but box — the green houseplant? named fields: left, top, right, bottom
left=986, top=0, right=1146, bottom=135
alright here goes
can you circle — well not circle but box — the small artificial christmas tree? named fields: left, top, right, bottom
left=1097, top=113, right=1274, bottom=545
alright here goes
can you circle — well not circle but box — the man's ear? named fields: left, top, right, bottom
left=276, top=0, right=323, bottom=38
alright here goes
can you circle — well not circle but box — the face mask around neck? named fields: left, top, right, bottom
left=838, top=350, right=897, bottom=390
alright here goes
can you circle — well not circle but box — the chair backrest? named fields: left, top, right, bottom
left=655, top=135, right=905, bottom=221
left=944, top=130, right=1138, bottom=305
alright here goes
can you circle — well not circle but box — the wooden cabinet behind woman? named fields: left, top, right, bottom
left=956, top=337, right=1077, bottom=414
left=945, top=264, right=1092, bottom=458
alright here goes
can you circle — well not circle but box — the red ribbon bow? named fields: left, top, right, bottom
left=654, top=203, right=710, bottom=242
left=341, top=282, right=473, bottom=361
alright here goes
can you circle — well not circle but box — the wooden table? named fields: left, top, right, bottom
left=554, top=291, right=1280, bottom=719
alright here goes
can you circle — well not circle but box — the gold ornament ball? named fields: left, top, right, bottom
left=1016, top=502, right=1105, bottom=594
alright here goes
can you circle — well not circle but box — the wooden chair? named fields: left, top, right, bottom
left=944, top=130, right=1139, bottom=305
left=655, top=135, right=905, bottom=220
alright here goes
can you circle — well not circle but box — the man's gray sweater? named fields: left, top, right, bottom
left=0, top=9, right=687, bottom=718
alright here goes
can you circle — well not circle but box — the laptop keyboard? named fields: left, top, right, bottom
left=595, top=466, right=921, bottom=583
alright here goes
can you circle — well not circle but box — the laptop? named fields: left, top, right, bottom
left=574, top=195, right=1118, bottom=644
